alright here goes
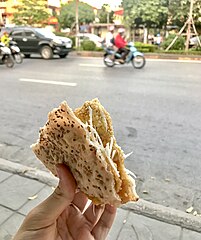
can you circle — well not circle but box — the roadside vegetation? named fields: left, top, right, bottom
left=67, top=39, right=201, bottom=55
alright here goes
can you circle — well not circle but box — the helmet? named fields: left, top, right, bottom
left=109, top=26, right=114, bottom=31
left=118, top=28, right=125, bottom=33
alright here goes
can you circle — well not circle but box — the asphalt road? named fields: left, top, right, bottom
left=0, top=55, right=201, bottom=212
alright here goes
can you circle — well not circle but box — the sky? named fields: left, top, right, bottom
left=82, top=0, right=122, bottom=9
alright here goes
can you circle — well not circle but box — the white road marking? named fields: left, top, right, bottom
left=19, top=78, right=77, bottom=86
left=147, top=59, right=201, bottom=63
left=78, top=59, right=201, bottom=67
left=79, top=63, right=104, bottom=67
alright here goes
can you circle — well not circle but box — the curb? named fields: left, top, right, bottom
left=122, top=201, right=201, bottom=233
left=0, top=158, right=58, bottom=187
left=1, top=158, right=201, bottom=233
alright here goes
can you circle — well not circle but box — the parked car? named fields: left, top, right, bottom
left=0, top=27, right=72, bottom=59
left=76, top=33, right=103, bottom=48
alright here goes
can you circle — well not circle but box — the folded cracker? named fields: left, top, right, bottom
left=31, top=98, right=139, bottom=206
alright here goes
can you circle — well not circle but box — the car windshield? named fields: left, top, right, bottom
left=35, top=28, right=56, bottom=38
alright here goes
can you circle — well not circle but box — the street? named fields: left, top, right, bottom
left=0, top=55, right=201, bottom=213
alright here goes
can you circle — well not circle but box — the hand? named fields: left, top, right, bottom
left=13, top=164, right=116, bottom=240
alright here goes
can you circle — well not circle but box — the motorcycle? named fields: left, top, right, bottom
left=103, top=42, right=146, bottom=69
left=0, top=42, right=15, bottom=68
left=9, top=40, right=23, bottom=64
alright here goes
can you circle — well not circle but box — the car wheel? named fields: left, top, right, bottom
left=24, top=54, right=30, bottom=58
left=41, top=46, right=53, bottom=59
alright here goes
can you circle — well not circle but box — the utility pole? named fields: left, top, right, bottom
left=107, top=12, right=109, bottom=24
left=185, top=0, right=194, bottom=51
left=105, top=5, right=111, bottom=24
left=75, top=0, right=79, bottom=48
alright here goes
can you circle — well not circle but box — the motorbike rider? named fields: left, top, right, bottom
left=114, top=28, right=129, bottom=63
left=104, top=25, right=118, bottom=63
left=1, top=31, right=10, bottom=47
left=105, top=26, right=115, bottom=48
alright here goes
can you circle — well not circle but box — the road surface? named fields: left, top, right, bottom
left=0, top=56, right=200, bottom=212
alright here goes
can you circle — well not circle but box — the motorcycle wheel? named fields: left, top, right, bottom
left=4, top=56, right=14, bottom=68
left=103, top=54, right=115, bottom=67
left=132, top=55, right=146, bottom=69
left=14, top=53, right=23, bottom=64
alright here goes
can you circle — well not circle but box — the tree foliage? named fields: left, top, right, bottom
left=97, top=4, right=114, bottom=23
left=58, top=1, right=95, bottom=29
left=13, top=0, right=49, bottom=26
left=123, top=0, right=168, bottom=28
left=123, top=0, right=201, bottom=29
left=168, top=0, right=201, bottom=27
left=161, top=34, right=185, bottom=50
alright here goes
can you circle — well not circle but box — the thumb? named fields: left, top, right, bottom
left=25, top=164, right=76, bottom=227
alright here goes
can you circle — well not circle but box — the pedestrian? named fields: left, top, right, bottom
left=13, top=164, right=116, bottom=240
left=156, top=33, right=162, bottom=47
left=114, top=28, right=129, bottom=63
left=148, top=34, right=154, bottom=45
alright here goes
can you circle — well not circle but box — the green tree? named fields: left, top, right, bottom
left=123, top=0, right=168, bottom=28
left=168, top=0, right=201, bottom=28
left=123, top=0, right=201, bottom=29
left=97, top=4, right=114, bottom=23
left=13, top=0, right=49, bottom=26
left=58, top=1, right=95, bottom=29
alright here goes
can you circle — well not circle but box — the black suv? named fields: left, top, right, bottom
left=1, top=27, right=72, bottom=59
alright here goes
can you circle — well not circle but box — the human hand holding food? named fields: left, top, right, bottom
left=13, top=164, right=116, bottom=240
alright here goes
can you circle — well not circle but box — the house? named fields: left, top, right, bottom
left=113, top=7, right=123, bottom=25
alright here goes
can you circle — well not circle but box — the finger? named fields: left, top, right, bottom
left=84, top=204, right=105, bottom=228
left=92, top=204, right=117, bottom=240
left=72, top=191, right=88, bottom=212
left=67, top=205, right=100, bottom=240
left=78, top=229, right=95, bottom=240
left=24, top=164, right=76, bottom=228
left=57, top=211, right=73, bottom=240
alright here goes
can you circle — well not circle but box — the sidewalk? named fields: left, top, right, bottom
left=0, top=158, right=201, bottom=240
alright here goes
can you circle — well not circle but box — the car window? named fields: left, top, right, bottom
left=24, top=30, right=36, bottom=37
left=11, top=30, right=23, bottom=37
left=35, top=28, right=56, bottom=38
